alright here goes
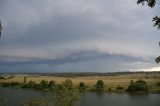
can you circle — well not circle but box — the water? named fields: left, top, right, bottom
left=79, top=93, right=160, bottom=106
left=0, top=87, right=52, bottom=106
left=0, top=87, right=160, bottom=106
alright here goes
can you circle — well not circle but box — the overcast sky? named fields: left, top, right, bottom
left=0, top=0, right=160, bottom=73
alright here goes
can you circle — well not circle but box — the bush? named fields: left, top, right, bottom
left=96, top=80, right=104, bottom=91
left=2, top=82, right=20, bottom=87
left=2, top=83, right=10, bottom=87
left=10, top=82, right=20, bottom=86
left=79, top=82, right=85, bottom=87
left=63, top=79, right=73, bottom=89
left=79, top=82, right=86, bottom=92
left=108, top=87, right=112, bottom=91
left=48, top=80, right=55, bottom=88
left=21, top=81, right=36, bottom=89
left=116, top=86, right=124, bottom=90
left=157, top=82, right=160, bottom=87
left=127, top=79, right=148, bottom=92
left=53, top=88, right=80, bottom=106
left=24, top=77, right=27, bottom=83
left=40, top=80, right=48, bottom=88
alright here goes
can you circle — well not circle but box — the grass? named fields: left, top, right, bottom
left=0, top=72, right=160, bottom=93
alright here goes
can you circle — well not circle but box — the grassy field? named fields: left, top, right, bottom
left=0, top=72, right=160, bottom=92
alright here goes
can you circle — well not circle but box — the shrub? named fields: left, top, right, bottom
left=127, top=79, right=148, bottom=92
left=157, top=82, right=160, bottom=87
left=24, top=77, right=27, bottom=83
left=2, top=82, right=20, bottom=87
left=116, top=86, right=124, bottom=90
left=53, top=88, right=80, bottom=106
left=21, top=81, right=36, bottom=88
left=10, top=82, right=20, bottom=86
left=79, top=82, right=86, bottom=92
left=40, top=80, right=48, bottom=88
left=63, top=79, right=73, bottom=89
left=108, top=87, right=112, bottom=91
left=48, top=80, right=55, bottom=88
left=2, top=83, right=10, bottom=87
left=96, top=80, right=104, bottom=91
left=79, top=82, right=85, bottom=87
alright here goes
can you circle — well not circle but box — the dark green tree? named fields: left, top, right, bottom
left=137, top=0, right=160, bottom=29
left=138, top=0, right=160, bottom=63
left=96, top=80, right=104, bottom=91
left=127, top=79, right=148, bottom=92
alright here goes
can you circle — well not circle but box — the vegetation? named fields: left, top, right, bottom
left=157, top=82, right=160, bottom=87
left=63, top=79, right=73, bottom=89
left=137, top=0, right=160, bottom=29
left=53, top=85, right=80, bottom=106
left=79, top=82, right=86, bottom=92
left=23, top=98, right=49, bottom=106
left=48, top=80, right=55, bottom=88
left=2, top=82, right=20, bottom=87
left=21, top=81, right=37, bottom=89
left=96, top=80, right=104, bottom=92
left=24, top=77, right=27, bottom=83
left=0, top=73, right=160, bottom=106
left=40, top=80, right=48, bottom=88
left=108, top=87, right=112, bottom=91
left=116, top=86, right=124, bottom=90
left=79, top=82, right=85, bottom=87
left=127, top=80, right=148, bottom=92
left=0, top=72, right=160, bottom=93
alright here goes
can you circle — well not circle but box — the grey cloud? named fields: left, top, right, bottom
left=0, top=0, right=159, bottom=72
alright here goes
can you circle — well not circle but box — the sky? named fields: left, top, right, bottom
left=0, top=0, right=160, bottom=73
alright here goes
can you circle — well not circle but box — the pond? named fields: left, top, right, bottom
left=0, top=87, right=160, bottom=106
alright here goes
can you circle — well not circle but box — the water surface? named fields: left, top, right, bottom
left=0, top=87, right=160, bottom=106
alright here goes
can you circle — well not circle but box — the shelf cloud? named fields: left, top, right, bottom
left=0, top=0, right=159, bottom=72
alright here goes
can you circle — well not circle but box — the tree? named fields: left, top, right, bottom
left=96, top=80, right=104, bottom=91
left=0, top=20, right=2, bottom=37
left=127, top=79, right=148, bottom=92
left=137, top=0, right=160, bottom=29
left=138, top=0, right=160, bottom=63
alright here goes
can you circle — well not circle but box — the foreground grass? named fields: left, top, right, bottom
left=0, top=72, right=160, bottom=93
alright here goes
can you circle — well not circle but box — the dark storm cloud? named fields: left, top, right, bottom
left=0, top=0, right=159, bottom=72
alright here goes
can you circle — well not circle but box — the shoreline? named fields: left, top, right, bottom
left=0, top=84, right=160, bottom=94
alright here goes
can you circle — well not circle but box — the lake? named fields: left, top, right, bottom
left=0, top=87, right=160, bottom=106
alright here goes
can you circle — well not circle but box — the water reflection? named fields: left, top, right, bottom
left=0, top=97, right=8, bottom=106
left=0, top=87, right=160, bottom=106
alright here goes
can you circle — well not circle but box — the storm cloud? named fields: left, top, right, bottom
left=0, top=0, right=159, bottom=72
